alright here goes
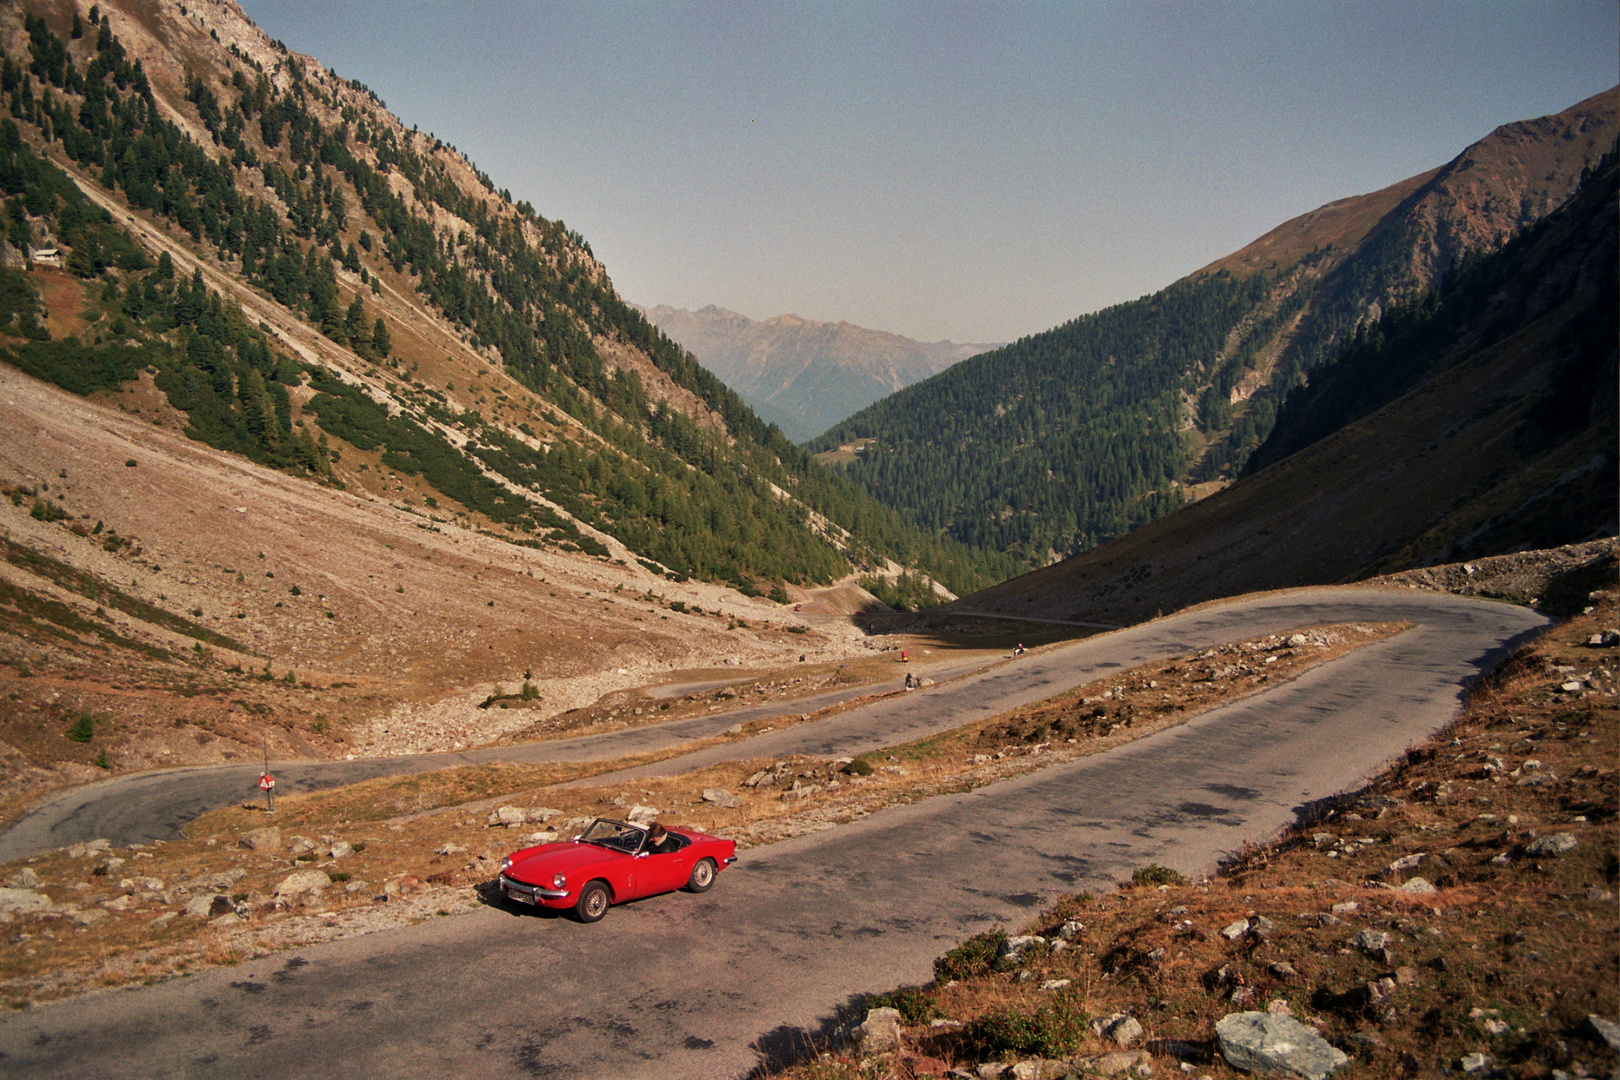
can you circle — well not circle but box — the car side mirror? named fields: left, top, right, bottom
left=635, top=851, right=648, bottom=859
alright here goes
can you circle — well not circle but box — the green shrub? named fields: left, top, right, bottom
left=843, top=757, right=874, bottom=777
left=92, top=749, right=110, bottom=769
left=65, top=712, right=96, bottom=743
left=964, top=1003, right=1086, bottom=1058
left=1130, top=864, right=1188, bottom=887
left=865, top=985, right=937, bottom=1024
left=934, top=929, right=1006, bottom=982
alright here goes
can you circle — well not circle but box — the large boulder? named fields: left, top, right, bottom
left=1090, top=1012, right=1144, bottom=1048
left=274, top=869, right=332, bottom=899
left=238, top=827, right=282, bottom=852
left=0, top=887, right=52, bottom=916
left=994, top=935, right=1046, bottom=972
left=701, top=788, right=740, bottom=809
left=1525, top=833, right=1578, bottom=857
left=1216, top=1011, right=1349, bottom=1079
left=852, top=1006, right=903, bottom=1053
left=184, top=894, right=235, bottom=918
left=489, top=806, right=561, bottom=827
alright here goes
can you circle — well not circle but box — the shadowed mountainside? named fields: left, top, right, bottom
left=810, top=87, right=1618, bottom=568
left=942, top=153, right=1618, bottom=627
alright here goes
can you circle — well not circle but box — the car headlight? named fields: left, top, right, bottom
left=499, top=857, right=512, bottom=874
left=552, top=873, right=566, bottom=889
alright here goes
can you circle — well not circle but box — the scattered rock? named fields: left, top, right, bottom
left=1587, top=1014, right=1620, bottom=1052
left=1039, top=979, right=1072, bottom=991
left=1459, top=1051, right=1490, bottom=1073
left=180, top=868, right=247, bottom=893
left=489, top=806, right=562, bottom=827
left=1270, top=961, right=1298, bottom=979
left=1054, top=919, right=1084, bottom=941
left=273, top=869, right=331, bottom=899
left=1222, top=919, right=1250, bottom=940
left=286, top=835, right=317, bottom=856
left=1396, top=877, right=1437, bottom=895
left=72, top=908, right=108, bottom=927
left=1216, top=1011, right=1349, bottom=1080
left=1524, top=833, right=1578, bottom=857
left=328, top=841, right=354, bottom=859
left=385, top=874, right=424, bottom=897
left=435, top=843, right=467, bottom=857
left=994, top=935, right=1046, bottom=971
left=1067, top=1050, right=1154, bottom=1077
left=853, top=1006, right=903, bottom=1053
left=626, top=805, right=659, bottom=825
left=66, top=839, right=111, bottom=859
left=1090, top=1013, right=1144, bottom=1048
left=184, top=894, right=234, bottom=918
left=5, top=868, right=41, bottom=889
left=701, top=788, right=740, bottom=809
left=0, top=888, right=52, bottom=916
left=1388, top=853, right=1425, bottom=872
left=238, top=827, right=282, bottom=852
left=1349, top=930, right=1391, bottom=955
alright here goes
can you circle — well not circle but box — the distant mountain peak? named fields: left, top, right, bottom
left=637, top=305, right=1002, bottom=442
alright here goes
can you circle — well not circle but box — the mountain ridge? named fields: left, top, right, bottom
left=638, top=302, right=999, bottom=442
left=811, top=86, right=1618, bottom=566
left=936, top=147, right=1619, bottom=628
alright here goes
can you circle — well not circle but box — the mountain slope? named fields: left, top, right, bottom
left=810, top=87, right=1618, bottom=568
left=639, top=304, right=997, bottom=442
left=946, top=151, right=1619, bottom=628
left=0, top=0, right=1029, bottom=807
left=0, top=0, right=1012, bottom=597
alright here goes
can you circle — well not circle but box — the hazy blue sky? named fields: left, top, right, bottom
left=242, top=1, right=1617, bottom=343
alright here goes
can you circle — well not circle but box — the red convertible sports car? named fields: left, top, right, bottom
left=497, top=818, right=738, bottom=922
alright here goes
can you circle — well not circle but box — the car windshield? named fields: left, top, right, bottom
left=577, top=819, right=645, bottom=854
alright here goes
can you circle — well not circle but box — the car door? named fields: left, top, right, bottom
left=638, top=841, right=693, bottom=895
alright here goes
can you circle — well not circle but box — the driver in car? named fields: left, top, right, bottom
left=643, top=824, right=679, bottom=854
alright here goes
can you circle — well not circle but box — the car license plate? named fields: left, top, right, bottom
left=506, top=886, right=535, bottom=905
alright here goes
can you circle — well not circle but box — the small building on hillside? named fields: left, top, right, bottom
left=28, top=246, right=60, bottom=267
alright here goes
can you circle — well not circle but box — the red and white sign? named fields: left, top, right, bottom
left=258, top=773, right=276, bottom=791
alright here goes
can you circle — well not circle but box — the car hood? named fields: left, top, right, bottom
left=505, top=841, right=623, bottom=883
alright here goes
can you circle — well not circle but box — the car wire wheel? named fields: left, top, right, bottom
left=576, top=881, right=611, bottom=922
left=685, top=858, right=717, bottom=893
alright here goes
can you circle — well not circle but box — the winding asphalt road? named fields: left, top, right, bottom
left=0, top=589, right=1546, bottom=1079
